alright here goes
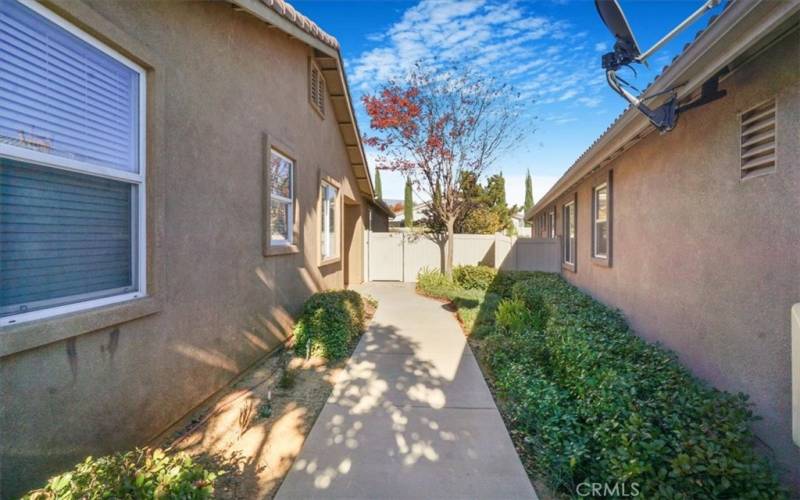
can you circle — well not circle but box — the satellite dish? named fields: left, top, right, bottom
left=594, top=0, right=722, bottom=132
left=595, top=0, right=640, bottom=60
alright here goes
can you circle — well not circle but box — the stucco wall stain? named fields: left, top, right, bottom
left=98, top=328, right=120, bottom=362
left=66, top=338, right=78, bottom=382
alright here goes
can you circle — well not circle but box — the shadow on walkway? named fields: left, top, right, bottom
left=276, top=283, right=536, bottom=499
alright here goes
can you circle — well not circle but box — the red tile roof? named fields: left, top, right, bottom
left=258, top=0, right=339, bottom=49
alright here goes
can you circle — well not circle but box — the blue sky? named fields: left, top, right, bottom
left=295, top=0, right=724, bottom=205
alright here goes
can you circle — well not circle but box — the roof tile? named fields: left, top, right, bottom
left=258, top=0, right=339, bottom=49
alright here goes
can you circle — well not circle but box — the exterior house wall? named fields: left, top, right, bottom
left=0, top=0, right=368, bottom=495
left=368, top=203, right=390, bottom=232
left=535, top=31, right=800, bottom=489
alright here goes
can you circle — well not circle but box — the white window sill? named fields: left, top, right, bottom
left=319, top=256, right=341, bottom=267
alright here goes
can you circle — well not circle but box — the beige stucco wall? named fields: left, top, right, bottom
left=535, top=30, right=800, bottom=490
left=0, top=1, right=369, bottom=496
left=368, top=204, right=391, bottom=233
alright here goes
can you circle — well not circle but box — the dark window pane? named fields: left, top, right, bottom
left=1, top=158, right=134, bottom=316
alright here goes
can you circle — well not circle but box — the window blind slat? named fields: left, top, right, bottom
left=0, top=0, right=139, bottom=172
left=1, top=11, right=132, bottom=89
left=0, top=159, right=134, bottom=315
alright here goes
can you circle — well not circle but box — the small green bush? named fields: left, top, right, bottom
left=452, top=265, right=497, bottom=290
left=494, top=298, right=531, bottom=334
left=416, top=267, right=454, bottom=296
left=482, top=273, right=784, bottom=498
left=23, top=448, right=219, bottom=499
left=509, top=280, right=549, bottom=331
left=293, top=290, right=365, bottom=360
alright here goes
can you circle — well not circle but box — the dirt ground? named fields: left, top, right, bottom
left=155, top=303, right=375, bottom=499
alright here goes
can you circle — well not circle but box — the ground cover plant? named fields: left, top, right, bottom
left=23, top=448, right=219, bottom=499
left=417, top=267, right=785, bottom=498
left=293, top=290, right=366, bottom=360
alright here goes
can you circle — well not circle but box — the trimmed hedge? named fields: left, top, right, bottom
left=452, top=264, right=497, bottom=290
left=293, top=290, right=366, bottom=360
left=22, top=448, right=218, bottom=499
left=482, top=272, right=784, bottom=498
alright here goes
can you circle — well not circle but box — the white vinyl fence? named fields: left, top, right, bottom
left=366, top=231, right=560, bottom=282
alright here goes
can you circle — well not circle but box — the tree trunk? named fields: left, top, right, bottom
left=444, top=218, right=455, bottom=278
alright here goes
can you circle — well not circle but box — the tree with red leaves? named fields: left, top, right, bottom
left=363, top=64, right=528, bottom=276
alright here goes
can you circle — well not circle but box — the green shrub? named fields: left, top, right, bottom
left=23, top=448, right=219, bottom=499
left=510, top=280, right=549, bottom=331
left=416, top=267, right=454, bottom=296
left=482, top=272, right=784, bottom=498
left=494, top=298, right=531, bottom=334
left=293, top=290, right=365, bottom=360
left=485, top=270, right=537, bottom=298
left=452, top=265, right=497, bottom=290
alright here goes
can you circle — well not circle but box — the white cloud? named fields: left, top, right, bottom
left=349, top=0, right=574, bottom=91
left=352, top=0, right=614, bottom=204
left=577, top=96, right=602, bottom=108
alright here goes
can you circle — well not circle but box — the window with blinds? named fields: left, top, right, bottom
left=740, top=99, right=776, bottom=179
left=0, top=0, right=145, bottom=325
left=309, top=60, right=325, bottom=117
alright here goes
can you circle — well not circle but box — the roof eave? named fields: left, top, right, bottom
left=369, top=198, right=397, bottom=219
left=230, top=0, right=376, bottom=199
left=526, top=0, right=800, bottom=221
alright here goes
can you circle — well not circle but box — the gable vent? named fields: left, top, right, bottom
left=740, top=99, right=776, bottom=179
left=309, top=61, right=325, bottom=117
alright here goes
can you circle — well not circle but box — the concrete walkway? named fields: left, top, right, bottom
left=276, top=283, right=537, bottom=500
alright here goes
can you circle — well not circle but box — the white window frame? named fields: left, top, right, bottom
left=319, top=179, right=339, bottom=262
left=269, top=149, right=295, bottom=247
left=548, top=208, right=556, bottom=239
left=563, top=201, right=575, bottom=266
left=593, top=183, right=609, bottom=259
left=0, top=0, right=147, bottom=327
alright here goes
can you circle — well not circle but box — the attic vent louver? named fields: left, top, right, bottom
left=309, top=60, right=325, bottom=117
left=740, top=99, right=776, bottom=179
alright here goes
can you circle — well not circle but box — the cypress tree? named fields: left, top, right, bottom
left=524, top=169, right=534, bottom=227
left=374, top=168, right=383, bottom=199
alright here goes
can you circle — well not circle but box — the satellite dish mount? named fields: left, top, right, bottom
left=595, top=0, right=721, bottom=132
